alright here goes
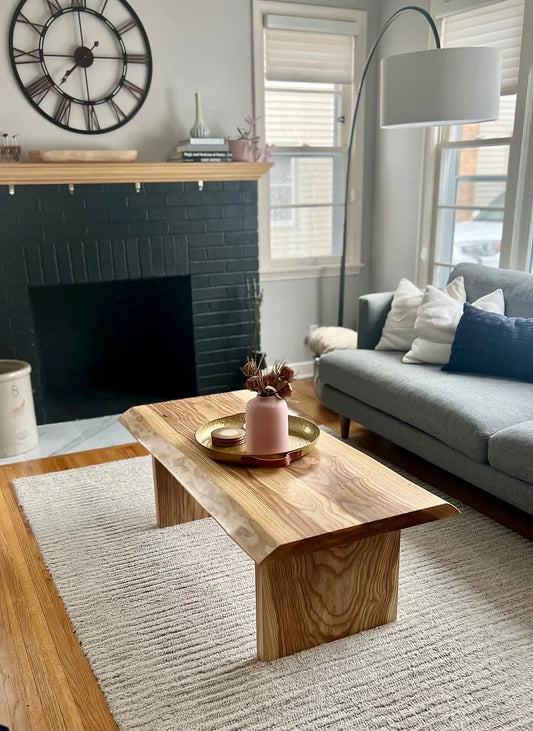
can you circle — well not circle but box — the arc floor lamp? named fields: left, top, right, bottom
left=337, top=5, right=502, bottom=326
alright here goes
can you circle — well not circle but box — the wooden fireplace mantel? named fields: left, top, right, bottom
left=0, top=161, right=273, bottom=187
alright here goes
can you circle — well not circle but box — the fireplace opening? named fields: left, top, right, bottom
left=29, top=276, right=197, bottom=423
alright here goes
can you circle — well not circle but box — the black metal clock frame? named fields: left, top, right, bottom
left=8, top=0, right=153, bottom=134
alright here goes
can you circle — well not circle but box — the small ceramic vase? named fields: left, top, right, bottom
left=190, top=92, right=211, bottom=138
left=228, top=138, right=255, bottom=162
left=245, top=392, right=289, bottom=455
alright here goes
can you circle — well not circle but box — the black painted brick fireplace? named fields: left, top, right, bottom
left=0, top=180, right=259, bottom=424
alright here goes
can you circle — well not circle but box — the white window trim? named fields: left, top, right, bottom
left=252, top=0, right=367, bottom=279
left=500, top=0, right=533, bottom=270
left=420, top=0, right=533, bottom=283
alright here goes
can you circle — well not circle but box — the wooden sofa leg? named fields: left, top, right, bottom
left=340, top=415, right=350, bottom=439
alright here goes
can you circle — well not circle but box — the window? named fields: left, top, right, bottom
left=252, top=2, right=367, bottom=276
left=427, top=0, right=526, bottom=287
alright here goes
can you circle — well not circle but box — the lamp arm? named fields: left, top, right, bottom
left=337, top=5, right=441, bottom=327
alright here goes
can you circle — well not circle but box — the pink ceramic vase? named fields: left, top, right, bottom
left=245, top=393, right=289, bottom=455
left=229, top=138, right=256, bottom=162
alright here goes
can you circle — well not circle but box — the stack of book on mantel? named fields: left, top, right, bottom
left=167, top=137, right=232, bottom=163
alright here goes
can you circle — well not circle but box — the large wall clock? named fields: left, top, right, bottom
left=9, top=0, right=153, bottom=134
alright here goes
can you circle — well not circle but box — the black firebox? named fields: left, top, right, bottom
left=29, top=276, right=196, bottom=422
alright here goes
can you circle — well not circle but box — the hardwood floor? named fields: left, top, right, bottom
left=0, top=380, right=531, bottom=731
left=0, top=444, right=146, bottom=731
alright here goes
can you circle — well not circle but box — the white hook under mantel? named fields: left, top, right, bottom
left=68, top=183, right=75, bottom=195
left=197, top=180, right=204, bottom=191
left=134, top=182, right=141, bottom=193
left=8, top=184, right=15, bottom=195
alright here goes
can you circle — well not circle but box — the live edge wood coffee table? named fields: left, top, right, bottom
left=120, top=390, right=459, bottom=661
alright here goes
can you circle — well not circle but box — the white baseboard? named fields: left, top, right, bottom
left=288, top=360, right=315, bottom=380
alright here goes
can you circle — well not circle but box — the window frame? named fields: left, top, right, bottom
left=431, top=136, right=511, bottom=275
left=419, top=0, right=533, bottom=284
left=252, top=0, right=367, bottom=281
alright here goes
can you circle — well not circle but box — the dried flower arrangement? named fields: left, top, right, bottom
left=242, top=360, right=295, bottom=400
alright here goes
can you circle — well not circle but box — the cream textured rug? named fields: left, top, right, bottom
left=14, top=455, right=533, bottom=731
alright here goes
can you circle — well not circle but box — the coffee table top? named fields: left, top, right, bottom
left=120, top=391, right=459, bottom=564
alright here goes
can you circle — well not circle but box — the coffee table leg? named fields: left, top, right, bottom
left=255, top=531, right=400, bottom=661
left=152, top=457, right=210, bottom=528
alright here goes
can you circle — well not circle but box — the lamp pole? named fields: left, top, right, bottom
left=338, top=6, right=440, bottom=327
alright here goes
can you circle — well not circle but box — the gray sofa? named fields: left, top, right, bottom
left=318, top=263, right=533, bottom=517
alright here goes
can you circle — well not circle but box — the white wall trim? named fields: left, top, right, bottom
left=502, top=0, right=533, bottom=270
left=260, top=262, right=364, bottom=282
left=287, top=359, right=315, bottom=380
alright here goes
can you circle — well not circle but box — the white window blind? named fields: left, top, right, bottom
left=264, top=28, right=355, bottom=84
left=434, top=0, right=506, bottom=18
left=442, top=0, right=524, bottom=94
left=265, top=87, right=338, bottom=146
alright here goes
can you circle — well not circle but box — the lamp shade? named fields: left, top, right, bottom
left=380, top=47, right=502, bottom=127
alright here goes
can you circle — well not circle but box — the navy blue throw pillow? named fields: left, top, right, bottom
left=442, top=303, right=533, bottom=382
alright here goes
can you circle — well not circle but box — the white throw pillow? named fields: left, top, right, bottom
left=376, top=276, right=466, bottom=352
left=375, top=278, right=423, bottom=351
left=403, top=285, right=505, bottom=365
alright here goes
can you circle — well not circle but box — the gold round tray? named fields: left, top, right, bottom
left=195, top=413, right=320, bottom=467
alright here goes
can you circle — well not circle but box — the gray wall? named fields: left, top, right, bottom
left=264, top=0, right=437, bottom=363
left=370, top=0, right=432, bottom=292
left=0, top=0, right=384, bottom=368
left=0, top=0, right=255, bottom=161
left=261, top=0, right=379, bottom=366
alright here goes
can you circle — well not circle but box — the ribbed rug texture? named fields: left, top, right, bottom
left=13, top=454, right=533, bottom=731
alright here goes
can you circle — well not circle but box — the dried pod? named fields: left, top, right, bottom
left=277, top=382, right=293, bottom=399
left=246, top=376, right=261, bottom=391
left=279, top=365, right=295, bottom=382
left=242, top=361, right=258, bottom=377
left=263, top=371, right=278, bottom=387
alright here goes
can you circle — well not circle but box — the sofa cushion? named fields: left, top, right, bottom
left=488, top=421, right=533, bottom=484
left=319, top=349, right=533, bottom=463
left=443, top=304, right=533, bottom=381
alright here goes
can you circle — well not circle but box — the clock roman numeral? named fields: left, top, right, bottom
left=126, top=54, right=149, bottom=64
left=123, top=79, right=145, bottom=100
left=72, top=0, right=86, bottom=7
left=25, top=75, right=53, bottom=104
left=87, top=104, right=100, bottom=131
left=116, top=18, right=137, bottom=35
left=13, top=47, right=41, bottom=64
left=99, top=0, right=109, bottom=14
left=44, top=0, right=62, bottom=13
left=17, top=13, right=44, bottom=35
left=108, top=98, right=126, bottom=122
left=54, top=96, right=72, bottom=125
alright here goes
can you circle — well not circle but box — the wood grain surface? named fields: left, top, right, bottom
left=120, top=391, right=459, bottom=565
left=153, top=456, right=209, bottom=527
left=0, top=161, right=273, bottom=186
left=29, top=149, right=138, bottom=163
left=256, top=531, right=401, bottom=660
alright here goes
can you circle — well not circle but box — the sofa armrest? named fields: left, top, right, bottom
left=357, top=292, right=394, bottom=349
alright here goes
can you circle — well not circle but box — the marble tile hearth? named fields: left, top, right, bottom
left=0, top=414, right=132, bottom=466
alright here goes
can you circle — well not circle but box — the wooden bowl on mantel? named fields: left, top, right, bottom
left=29, top=150, right=138, bottom=163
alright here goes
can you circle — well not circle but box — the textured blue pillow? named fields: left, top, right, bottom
left=442, top=303, right=533, bottom=382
